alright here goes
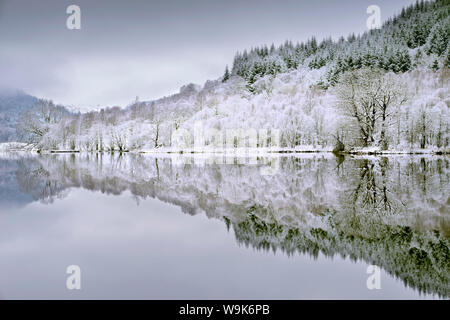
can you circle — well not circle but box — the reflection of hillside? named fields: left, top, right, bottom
left=13, top=153, right=450, bottom=297
left=234, top=213, right=449, bottom=297
left=0, top=157, right=34, bottom=208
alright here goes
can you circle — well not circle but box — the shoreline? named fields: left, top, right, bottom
left=1, top=150, right=449, bottom=156
left=1, top=142, right=449, bottom=156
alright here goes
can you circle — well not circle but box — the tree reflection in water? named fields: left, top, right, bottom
left=9, top=153, right=450, bottom=297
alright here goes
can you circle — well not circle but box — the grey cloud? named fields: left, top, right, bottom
left=0, top=0, right=417, bottom=109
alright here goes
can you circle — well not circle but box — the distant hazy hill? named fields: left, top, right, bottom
left=0, top=89, right=38, bottom=142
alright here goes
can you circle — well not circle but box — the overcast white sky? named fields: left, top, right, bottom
left=0, top=0, right=416, bottom=111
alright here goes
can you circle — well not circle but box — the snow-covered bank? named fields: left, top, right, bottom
left=344, top=146, right=450, bottom=155
left=0, top=143, right=35, bottom=159
left=139, top=146, right=450, bottom=155
left=0, top=142, right=29, bottom=151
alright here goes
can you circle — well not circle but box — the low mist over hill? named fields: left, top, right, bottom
left=0, top=89, right=38, bottom=142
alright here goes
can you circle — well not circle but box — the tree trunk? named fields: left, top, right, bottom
left=380, top=103, right=388, bottom=150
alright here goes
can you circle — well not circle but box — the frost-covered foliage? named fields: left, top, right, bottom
left=17, top=0, right=449, bottom=152
left=19, top=66, right=449, bottom=152
left=16, top=99, right=72, bottom=149
left=10, top=154, right=450, bottom=297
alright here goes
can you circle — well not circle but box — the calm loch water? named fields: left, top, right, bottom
left=0, top=153, right=448, bottom=299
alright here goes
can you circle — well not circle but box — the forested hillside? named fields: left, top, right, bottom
left=13, top=0, right=450, bottom=153
left=231, top=0, right=449, bottom=90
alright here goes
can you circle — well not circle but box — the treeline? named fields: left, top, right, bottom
left=230, top=0, right=449, bottom=90
left=16, top=100, right=149, bottom=151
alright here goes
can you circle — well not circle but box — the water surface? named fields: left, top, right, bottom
left=0, top=153, right=448, bottom=299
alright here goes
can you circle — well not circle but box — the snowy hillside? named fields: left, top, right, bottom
left=12, top=0, right=450, bottom=153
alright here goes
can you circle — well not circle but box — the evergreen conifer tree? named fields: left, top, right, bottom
left=222, top=65, right=230, bottom=82
left=431, top=59, right=440, bottom=71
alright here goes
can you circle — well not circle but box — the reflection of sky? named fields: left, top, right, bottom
left=0, top=0, right=417, bottom=109
left=0, top=188, right=438, bottom=299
